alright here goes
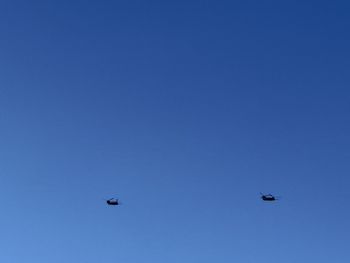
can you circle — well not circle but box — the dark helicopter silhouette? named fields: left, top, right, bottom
left=260, top=193, right=279, bottom=201
left=106, top=198, right=120, bottom=206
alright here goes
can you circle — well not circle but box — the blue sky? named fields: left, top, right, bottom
left=1, top=0, right=350, bottom=262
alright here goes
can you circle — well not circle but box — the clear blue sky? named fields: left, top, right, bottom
left=1, top=0, right=350, bottom=262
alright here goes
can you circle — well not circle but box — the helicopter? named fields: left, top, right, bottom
left=260, top=193, right=279, bottom=201
left=106, top=198, right=120, bottom=206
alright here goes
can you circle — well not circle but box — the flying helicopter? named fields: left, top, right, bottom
left=106, top=198, right=120, bottom=206
left=260, top=193, right=279, bottom=201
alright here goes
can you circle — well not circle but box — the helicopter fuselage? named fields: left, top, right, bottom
left=262, top=197, right=276, bottom=201
left=106, top=200, right=119, bottom=205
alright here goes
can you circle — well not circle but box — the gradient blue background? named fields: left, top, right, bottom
left=1, top=0, right=350, bottom=262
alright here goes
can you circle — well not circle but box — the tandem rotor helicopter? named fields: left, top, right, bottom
left=106, top=198, right=120, bottom=206
left=260, top=193, right=279, bottom=201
